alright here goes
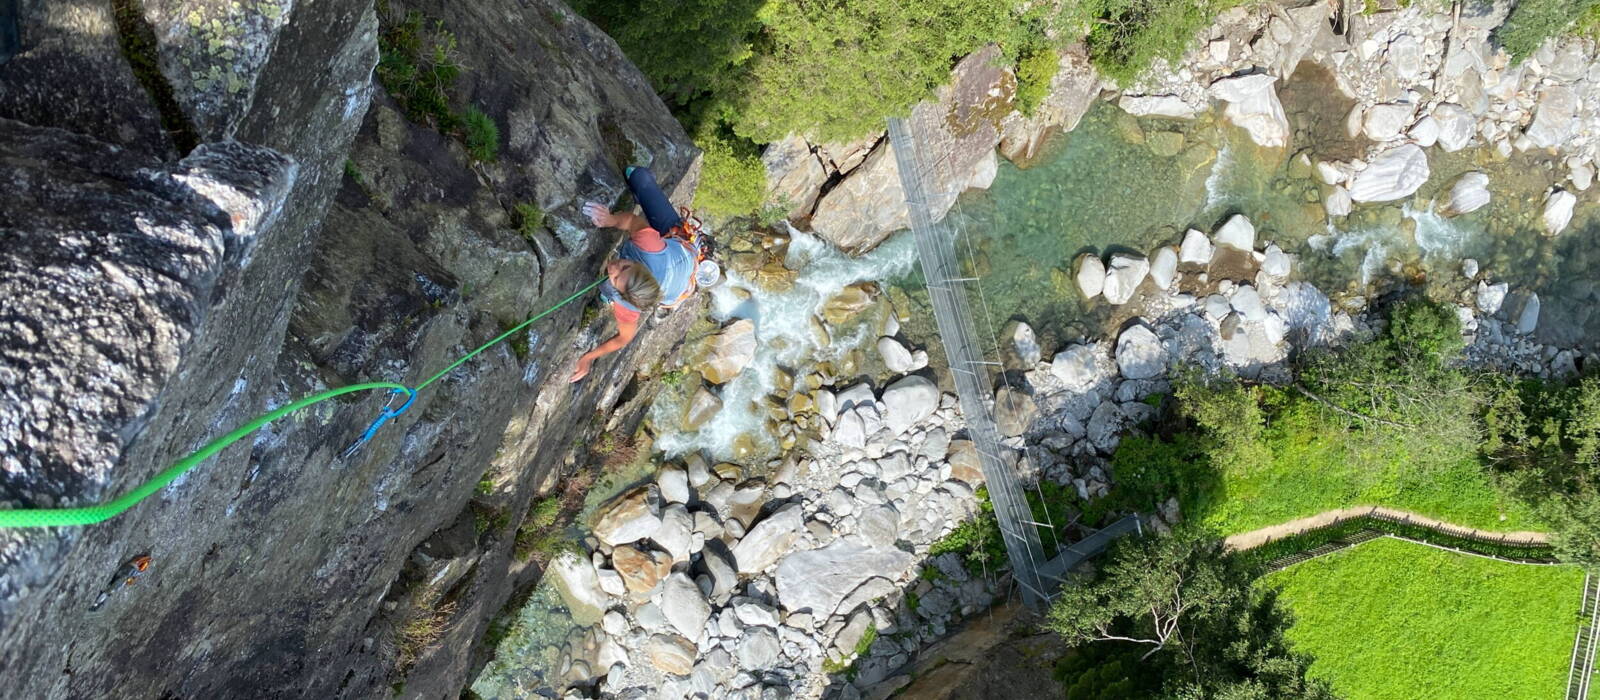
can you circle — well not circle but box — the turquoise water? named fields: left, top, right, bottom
left=935, top=80, right=1600, bottom=351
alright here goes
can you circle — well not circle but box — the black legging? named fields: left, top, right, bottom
left=626, top=166, right=682, bottom=234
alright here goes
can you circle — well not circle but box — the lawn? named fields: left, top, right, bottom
left=1196, top=399, right=1541, bottom=536
left=1261, top=537, right=1585, bottom=700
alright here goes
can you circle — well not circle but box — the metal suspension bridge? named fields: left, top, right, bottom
left=886, top=116, right=1140, bottom=607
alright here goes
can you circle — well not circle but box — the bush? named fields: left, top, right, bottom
left=1385, top=295, right=1464, bottom=370
left=397, top=600, right=457, bottom=670
left=1174, top=369, right=1267, bottom=471
left=1495, top=0, right=1600, bottom=62
left=463, top=105, right=500, bottom=163
left=693, top=133, right=766, bottom=217
left=1065, top=0, right=1227, bottom=86
left=1014, top=49, right=1059, bottom=116
left=514, top=202, right=545, bottom=242
left=376, top=9, right=462, bottom=129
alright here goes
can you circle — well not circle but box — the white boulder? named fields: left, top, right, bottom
left=1525, top=86, right=1578, bottom=149
left=1051, top=344, right=1101, bottom=391
left=658, top=573, right=712, bottom=641
left=1362, top=102, right=1416, bottom=141
left=1408, top=115, right=1439, bottom=147
left=732, top=504, right=804, bottom=574
left=1213, top=214, right=1256, bottom=251
left=775, top=540, right=913, bottom=616
left=1544, top=189, right=1576, bottom=235
left=1075, top=254, right=1105, bottom=299
left=1179, top=228, right=1214, bottom=264
left=1260, top=244, right=1291, bottom=279
left=1102, top=253, right=1149, bottom=305
left=1115, top=324, right=1166, bottom=379
left=1518, top=293, right=1541, bottom=334
left=1348, top=144, right=1430, bottom=202
left=1476, top=281, right=1507, bottom=315
left=1433, top=104, right=1475, bottom=152
left=1209, top=73, right=1290, bottom=148
left=881, top=375, right=939, bottom=435
left=1440, top=172, right=1490, bottom=217
left=1325, top=186, right=1352, bottom=217
left=1149, top=246, right=1179, bottom=290
left=1118, top=94, right=1200, bottom=118
left=877, top=336, right=914, bottom=374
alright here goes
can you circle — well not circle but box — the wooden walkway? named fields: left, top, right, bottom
left=1225, top=506, right=1550, bottom=551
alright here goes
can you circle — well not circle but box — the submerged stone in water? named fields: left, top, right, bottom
left=1543, top=189, right=1576, bottom=235
left=1440, top=172, right=1491, bottom=217
left=1148, top=130, right=1185, bottom=157
left=1075, top=253, right=1105, bottom=299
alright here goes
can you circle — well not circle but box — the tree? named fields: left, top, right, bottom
left=1047, top=531, right=1333, bottom=698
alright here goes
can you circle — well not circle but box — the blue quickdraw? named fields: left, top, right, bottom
left=340, top=387, right=417, bottom=460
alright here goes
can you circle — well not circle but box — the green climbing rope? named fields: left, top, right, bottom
left=0, top=278, right=604, bottom=529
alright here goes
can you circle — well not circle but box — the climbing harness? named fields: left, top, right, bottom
left=0, top=278, right=604, bottom=529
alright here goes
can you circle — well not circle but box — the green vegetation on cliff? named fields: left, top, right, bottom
left=1262, top=537, right=1583, bottom=699
left=575, top=0, right=1054, bottom=142
left=1063, top=0, right=1234, bottom=85
left=1495, top=0, right=1600, bottom=62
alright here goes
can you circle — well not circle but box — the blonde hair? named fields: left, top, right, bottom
left=620, top=263, right=662, bottom=310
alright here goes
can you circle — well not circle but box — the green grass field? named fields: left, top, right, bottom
left=1261, top=537, right=1585, bottom=700
left=1198, top=401, right=1540, bottom=535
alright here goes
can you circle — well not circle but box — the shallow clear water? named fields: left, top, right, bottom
left=940, top=74, right=1600, bottom=351
left=649, top=228, right=920, bottom=462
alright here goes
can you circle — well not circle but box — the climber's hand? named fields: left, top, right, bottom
left=582, top=202, right=616, bottom=229
left=569, top=356, right=594, bottom=383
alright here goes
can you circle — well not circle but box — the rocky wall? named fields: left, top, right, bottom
left=0, top=0, right=699, bottom=697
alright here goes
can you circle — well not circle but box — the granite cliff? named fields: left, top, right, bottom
left=0, top=0, right=697, bottom=697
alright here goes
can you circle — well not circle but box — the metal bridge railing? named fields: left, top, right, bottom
left=886, top=116, right=1052, bottom=605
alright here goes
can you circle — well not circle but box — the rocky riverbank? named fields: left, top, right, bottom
left=528, top=198, right=1590, bottom=699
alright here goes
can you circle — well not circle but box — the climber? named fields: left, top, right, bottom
left=570, top=166, right=717, bottom=382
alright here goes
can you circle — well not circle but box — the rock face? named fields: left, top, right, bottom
left=998, top=45, right=1100, bottom=163
left=1348, top=144, right=1430, bottom=202
left=774, top=540, right=914, bottom=617
left=0, top=0, right=702, bottom=697
left=810, top=46, right=1010, bottom=253
left=762, top=135, right=828, bottom=218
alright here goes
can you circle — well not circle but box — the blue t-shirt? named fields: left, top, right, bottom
left=617, top=234, right=695, bottom=306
